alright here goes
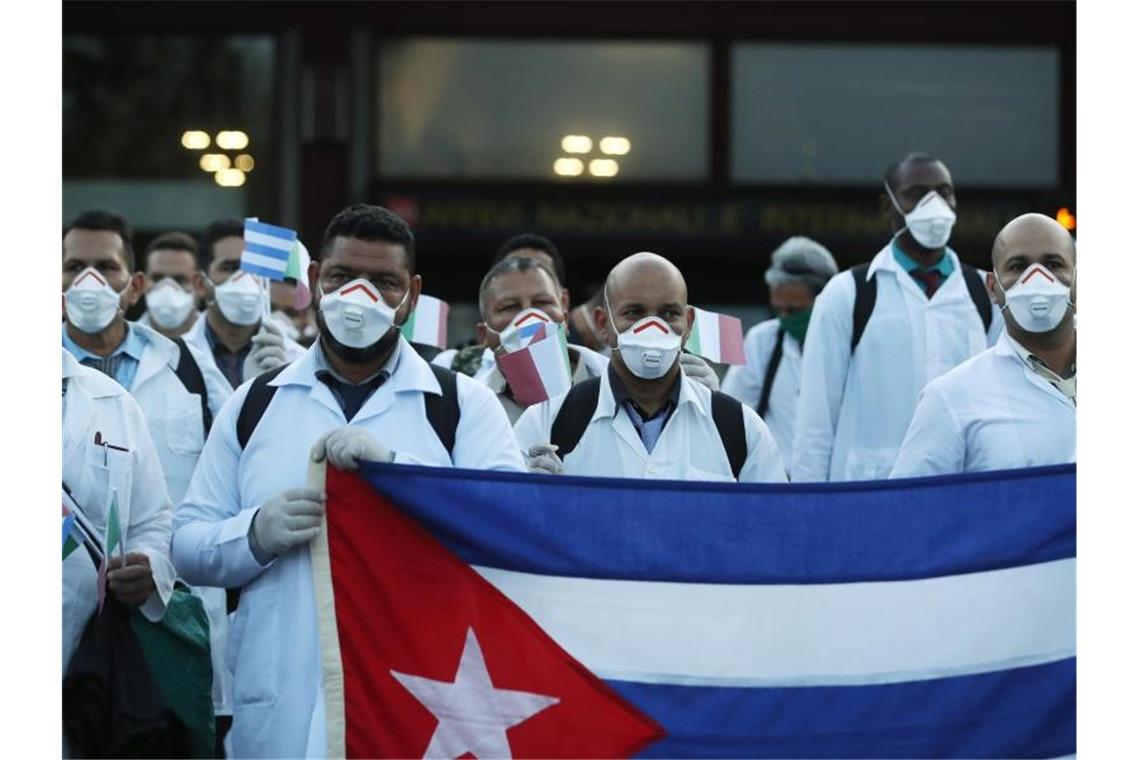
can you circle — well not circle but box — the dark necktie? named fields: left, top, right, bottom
left=81, top=354, right=124, bottom=381
left=912, top=270, right=943, bottom=299
left=316, top=370, right=390, bottom=421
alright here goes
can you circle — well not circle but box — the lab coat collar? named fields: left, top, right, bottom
left=123, top=322, right=181, bottom=390
left=994, top=332, right=1075, bottom=407
left=866, top=242, right=971, bottom=303
left=61, top=348, right=125, bottom=399
left=591, top=363, right=702, bottom=424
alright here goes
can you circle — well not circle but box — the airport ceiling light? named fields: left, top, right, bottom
left=216, top=131, right=250, bottom=150
left=553, top=157, right=585, bottom=177
left=588, top=158, right=619, bottom=178
left=599, top=136, right=631, bottom=156
left=235, top=154, right=255, bottom=172
left=215, top=168, right=247, bottom=187
left=1055, top=207, right=1076, bottom=231
left=199, top=154, right=231, bottom=172
left=561, top=135, right=593, bottom=154
left=181, top=130, right=211, bottom=150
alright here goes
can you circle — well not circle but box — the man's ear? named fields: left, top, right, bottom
left=475, top=322, right=488, bottom=346
left=123, top=272, right=146, bottom=308
left=191, top=271, right=207, bottom=299
left=592, top=304, right=611, bottom=341
left=561, top=287, right=571, bottom=312
left=684, top=305, right=696, bottom=339
left=307, top=261, right=321, bottom=304
left=407, top=274, right=422, bottom=316
left=985, top=271, right=1002, bottom=307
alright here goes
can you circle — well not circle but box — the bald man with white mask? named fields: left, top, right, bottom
left=891, top=213, right=1076, bottom=477
left=513, top=252, right=787, bottom=483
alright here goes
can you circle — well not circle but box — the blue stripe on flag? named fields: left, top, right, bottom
left=244, top=219, right=296, bottom=241
left=358, top=462, right=1075, bottom=584
left=240, top=262, right=287, bottom=279
left=610, top=658, right=1075, bottom=759
left=243, top=240, right=291, bottom=260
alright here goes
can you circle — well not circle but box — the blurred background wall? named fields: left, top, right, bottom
left=63, top=0, right=1075, bottom=343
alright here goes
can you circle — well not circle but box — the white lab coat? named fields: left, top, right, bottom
left=62, top=349, right=176, bottom=673
left=722, top=319, right=801, bottom=468
left=889, top=332, right=1075, bottom=477
left=513, top=369, right=788, bottom=483
left=65, top=322, right=235, bottom=714
left=171, top=337, right=525, bottom=759
left=183, top=310, right=307, bottom=388
left=790, top=244, right=1003, bottom=482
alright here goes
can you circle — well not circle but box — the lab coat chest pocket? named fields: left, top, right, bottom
left=163, top=393, right=205, bottom=455
left=82, top=442, right=132, bottom=529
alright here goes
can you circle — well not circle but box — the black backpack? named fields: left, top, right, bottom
left=172, top=338, right=213, bottom=434
left=849, top=262, right=993, bottom=352
left=550, top=377, right=749, bottom=481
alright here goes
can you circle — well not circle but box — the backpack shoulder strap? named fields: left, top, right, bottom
left=960, top=263, right=994, bottom=333
left=173, top=338, right=213, bottom=434
left=756, top=328, right=785, bottom=420
left=850, top=264, right=877, bottom=353
left=425, top=364, right=461, bottom=459
left=236, top=365, right=288, bottom=450
left=550, top=377, right=602, bottom=460
left=711, top=390, right=748, bottom=481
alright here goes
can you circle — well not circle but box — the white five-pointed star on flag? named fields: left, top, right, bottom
left=391, top=627, right=560, bottom=759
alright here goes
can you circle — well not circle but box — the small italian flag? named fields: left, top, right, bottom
left=400, top=294, right=450, bottom=349
left=685, top=307, right=746, bottom=365
left=62, top=505, right=80, bottom=561
left=96, top=489, right=125, bottom=613
left=284, top=239, right=313, bottom=309
left=497, top=322, right=573, bottom=406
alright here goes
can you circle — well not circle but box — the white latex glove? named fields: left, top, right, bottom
left=680, top=352, right=720, bottom=391
left=311, top=427, right=394, bottom=471
left=525, top=443, right=563, bottom=475
left=250, top=487, right=326, bottom=560
left=243, top=319, right=290, bottom=380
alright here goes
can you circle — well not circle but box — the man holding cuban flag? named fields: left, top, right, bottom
left=513, top=251, right=787, bottom=482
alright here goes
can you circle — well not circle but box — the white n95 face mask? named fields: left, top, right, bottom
left=65, top=267, right=127, bottom=334
left=213, top=271, right=265, bottom=326
left=615, top=316, right=683, bottom=380
left=319, top=278, right=408, bottom=349
left=146, top=278, right=196, bottom=330
left=885, top=183, right=957, bottom=250
left=997, top=263, right=1074, bottom=333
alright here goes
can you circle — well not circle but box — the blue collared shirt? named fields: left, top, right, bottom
left=62, top=321, right=147, bottom=390
left=202, top=318, right=253, bottom=390
left=607, top=364, right=682, bottom=454
left=892, top=240, right=956, bottom=295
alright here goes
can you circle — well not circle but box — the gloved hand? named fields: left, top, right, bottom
left=311, top=427, right=394, bottom=471
left=680, top=352, right=720, bottom=391
left=250, top=487, right=326, bottom=560
left=242, top=319, right=290, bottom=380
left=525, top=443, right=563, bottom=475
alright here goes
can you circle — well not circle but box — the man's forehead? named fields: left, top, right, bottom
left=488, top=268, right=558, bottom=303
left=211, top=236, right=245, bottom=261
left=147, top=248, right=197, bottom=271
left=64, top=228, right=123, bottom=256
left=324, top=236, right=409, bottom=271
left=896, top=160, right=952, bottom=190
left=996, top=227, right=1075, bottom=265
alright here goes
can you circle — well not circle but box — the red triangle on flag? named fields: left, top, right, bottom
left=318, top=467, right=665, bottom=759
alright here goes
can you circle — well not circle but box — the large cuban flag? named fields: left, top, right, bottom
left=310, top=462, right=1075, bottom=759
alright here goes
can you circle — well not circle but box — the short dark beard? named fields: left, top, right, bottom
left=315, top=310, right=400, bottom=365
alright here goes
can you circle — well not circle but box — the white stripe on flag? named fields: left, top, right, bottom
left=475, top=558, right=1075, bottom=687
left=241, top=251, right=289, bottom=273
left=529, top=329, right=572, bottom=399
left=245, top=228, right=296, bottom=252
left=693, top=308, right=722, bottom=363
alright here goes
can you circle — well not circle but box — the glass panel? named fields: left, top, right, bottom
left=378, top=38, right=709, bottom=181
left=732, top=44, right=1059, bottom=186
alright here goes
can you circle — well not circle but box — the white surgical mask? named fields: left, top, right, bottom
left=319, top=278, right=408, bottom=348
left=65, top=267, right=128, bottom=334
left=997, top=263, right=1074, bottom=333
left=146, top=278, right=196, bottom=330
left=885, top=183, right=957, bottom=250
left=494, top=308, right=556, bottom=353
left=611, top=312, right=682, bottom=380
left=213, top=271, right=265, bottom=326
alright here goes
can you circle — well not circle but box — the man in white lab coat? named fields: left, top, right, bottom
left=722, top=236, right=838, bottom=467
left=790, top=153, right=1003, bottom=482
left=514, top=251, right=786, bottom=483
left=182, top=218, right=305, bottom=390
left=137, top=231, right=205, bottom=340
left=62, top=348, right=176, bottom=673
left=890, top=213, right=1075, bottom=477
left=172, top=204, right=525, bottom=759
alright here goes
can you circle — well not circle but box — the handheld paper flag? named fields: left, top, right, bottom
left=240, top=219, right=297, bottom=281
left=400, top=294, right=450, bottom=349
left=497, top=324, right=573, bottom=406
left=96, top=488, right=125, bottom=613
left=62, top=510, right=80, bottom=560
left=284, top=239, right=312, bottom=309
left=500, top=308, right=553, bottom=353
left=685, top=307, right=746, bottom=364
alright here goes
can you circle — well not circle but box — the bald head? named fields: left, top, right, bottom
left=992, top=213, right=1076, bottom=271
left=597, top=251, right=692, bottom=345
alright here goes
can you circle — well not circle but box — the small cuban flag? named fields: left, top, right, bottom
left=497, top=322, right=573, bottom=406
left=240, top=219, right=297, bottom=281
left=400, top=294, right=450, bottom=349
left=685, top=307, right=746, bottom=365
